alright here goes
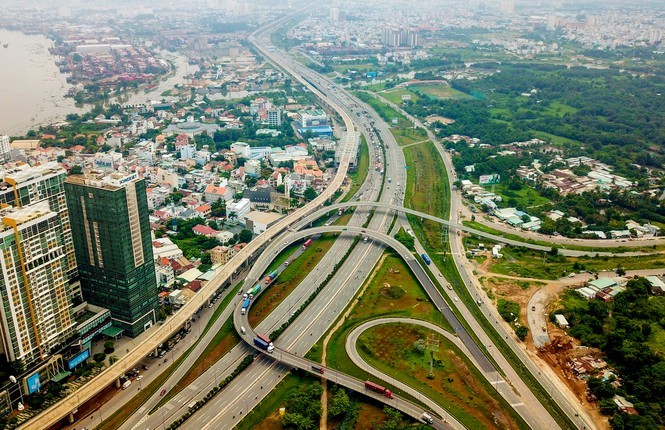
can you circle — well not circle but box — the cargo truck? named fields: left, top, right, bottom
left=248, top=283, right=262, bottom=298
left=311, top=365, right=324, bottom=374
left=254, top=334, right=274, bottom=353
left=241, top=298, right=251, bottom=315
left=302, top=238, right=313, bottom=250
left=253, top=337, right=274, bottom=353
left=364, top=380, right=393, bottom=398
left=264, top=270, right=279, bottom=284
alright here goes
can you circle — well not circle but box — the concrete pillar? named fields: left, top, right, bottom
left=115, top=378, right=121, bottom=388
left=68, top=412, right=75, bottom=423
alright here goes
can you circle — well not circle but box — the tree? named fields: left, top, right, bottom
left=395, top=230, right=415, bottom=251
left=303, top=187, right=317, bottom=201
left=328, top=388, right=350, bottom=417
left=238, top=229, right=253, bottom=243
left=516, top=326, right=529, bottom=341
left=104, top=341, right=115, bottom=354
left=69, top=165, right=83, bottom=175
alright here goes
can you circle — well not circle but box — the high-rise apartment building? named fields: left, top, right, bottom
left=267, top=109, right=282, bottom=127
left=65, top=172, right=157, bottom=337
left=0, top=163, right=81, bottom=367
left=0, top=135, right=9, bottom=162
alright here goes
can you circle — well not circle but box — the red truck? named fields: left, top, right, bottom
left=302, top=238, right=313, bottom=250
left=365, top=380, right=393, bottom=399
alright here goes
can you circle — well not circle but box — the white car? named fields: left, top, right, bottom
left=136, top=375, right=144, bottom=381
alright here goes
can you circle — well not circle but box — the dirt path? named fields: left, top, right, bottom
left=318, top=253, right=388, bottom=429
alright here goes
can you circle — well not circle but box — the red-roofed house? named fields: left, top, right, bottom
left=192, top=224, right=218, bottom=237
left=195, top=204, right=212, bottom=217
left=204, top=184, right=233, bottom=203
left=186, top=279, right=203, bottom=293
left=175, top=134, right=190, bottom=147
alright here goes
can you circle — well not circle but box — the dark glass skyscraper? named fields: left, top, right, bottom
left=65, top=172, right=157, bottom=337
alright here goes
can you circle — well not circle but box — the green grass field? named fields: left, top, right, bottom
left=493, top=183, right=551, bottom=209
left=358, top=323, right=528, bottom=430
left=403, top=141, right=449, bottom=247
left=490, top=248, right=665, bottom=280
left=411, top=84, right=471, bottom=100
left=381, top=88, right=419, bottom=104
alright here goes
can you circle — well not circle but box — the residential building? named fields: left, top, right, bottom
left=65, top=172, right=158, bottom=337
left=209, top=245, right=235, bottom=265
left=0, top=163, right=83, bottom=366
left=267, top=109, right=282, bottom=127
left=226, top=198, right=251, bottom=222
left=204, top=184, right=233, bottom=203
left=0, top=203, right=80, bottom=367
left=0, top=135, right=10, bottom=162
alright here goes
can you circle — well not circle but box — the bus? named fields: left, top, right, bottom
left=421, top=253, right=431, bottom=265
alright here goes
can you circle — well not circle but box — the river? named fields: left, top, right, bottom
left=0, top=28, right=195, bottom=136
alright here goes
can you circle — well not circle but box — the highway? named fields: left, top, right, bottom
left=233, top=225, right=557, bottom=430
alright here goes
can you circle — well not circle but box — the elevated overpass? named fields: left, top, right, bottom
left=298, top=201, right=644, bottom=257
left=233, top=225, right=553, bottom=430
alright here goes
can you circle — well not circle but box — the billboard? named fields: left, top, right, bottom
left=26, top=373, right=40, bottom=394
left=479, top=174, right=500, bottom=185
left=67, top=349, right=90, bottom=370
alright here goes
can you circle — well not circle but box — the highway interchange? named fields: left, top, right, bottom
left=27, top=7, right=609, bottom=430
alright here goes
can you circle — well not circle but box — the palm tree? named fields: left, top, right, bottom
left=228, top=211, right=238, bottom=224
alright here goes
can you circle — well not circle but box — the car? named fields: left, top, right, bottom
left=160, top=389, right=167, bottom=396
left=142, top=364, right=149, bottom=370
left=136, top=375, right=144, bottom=381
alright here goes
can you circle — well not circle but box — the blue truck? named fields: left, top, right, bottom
left=253, top=337, right=274, bottom=353
left=241, top=298, right=251, bottom=315
left=421, top=253, right=431, bottom=265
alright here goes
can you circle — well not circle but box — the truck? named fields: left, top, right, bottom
left=421, top=253, right=431, bottom=265
left=302, top=238, right=313, bottom=250
left=311, top=365, right=324, bottom=374
left=264, top=270, right=279, bottom=284
left=241, top=298, right=251, bottom=315
left=421, top=412, right=434, bottom=424
left=248, top=283, right=262, bottom=298
left=364, top=380, right=393, bottom=399
left=253, top=337, right=274, bottom=353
